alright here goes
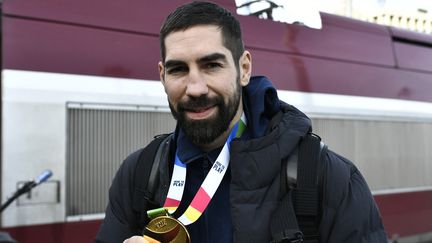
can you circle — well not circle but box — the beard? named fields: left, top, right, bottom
left=169, top=78, right=242, bottom=145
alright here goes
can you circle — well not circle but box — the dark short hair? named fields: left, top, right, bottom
left=160, top=1, right=244, bottom=66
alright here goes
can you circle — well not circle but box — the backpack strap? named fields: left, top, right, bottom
left=270, top=188, right=304, bottom=243
left=131, top=133, right=173, bottom=232
left=293, top=133, right=324, bottom=243
left=271, top=133, right=325, bottom=243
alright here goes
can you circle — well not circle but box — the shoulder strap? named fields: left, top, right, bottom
left=293, top=133, right=324, bottom=243
left=271, top=133, right=325, bottom=243
left=131, top=133, right=173, bottom=231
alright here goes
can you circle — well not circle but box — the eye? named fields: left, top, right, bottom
left=167, top=66, right=188, bottom=75
left=205, top=62, right=222, bottom=69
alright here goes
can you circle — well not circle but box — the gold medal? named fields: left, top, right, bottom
left=144, top=215, right=191, bottom=243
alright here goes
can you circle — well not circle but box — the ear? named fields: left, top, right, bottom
left=158, top=61, right=166, bottom=86
left=239, top=51, right=252, bottom=87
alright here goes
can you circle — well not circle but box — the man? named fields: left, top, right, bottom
left=96, top=1, right=387, bottom=243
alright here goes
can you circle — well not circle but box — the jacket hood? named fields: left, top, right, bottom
left=230, top=76, right=312, bottom=192
left=231, top=102, right=312, bottom=166
left=242, top=76, right=280, bottom=139
left=241, top=76, right=312, bottom=157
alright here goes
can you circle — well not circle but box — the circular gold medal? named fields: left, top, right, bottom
left=144, top=216, right=191, bottom=243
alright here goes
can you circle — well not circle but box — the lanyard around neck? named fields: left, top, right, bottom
left=162, top=113, right=246, bottom=225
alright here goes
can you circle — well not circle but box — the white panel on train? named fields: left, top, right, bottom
left=2, top=70, right=169, bottom=227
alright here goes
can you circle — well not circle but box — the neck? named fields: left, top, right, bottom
left=198, top=102, right=244, bottom=152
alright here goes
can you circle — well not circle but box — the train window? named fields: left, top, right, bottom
left=235, top=0, right=322, bottom=29
left=66, top=105, right=175, bottom=216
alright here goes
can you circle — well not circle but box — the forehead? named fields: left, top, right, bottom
left=164, top=25, right=232, bottom=61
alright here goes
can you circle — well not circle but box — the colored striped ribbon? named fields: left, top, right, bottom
left=161, top=113, right=246, bottom=225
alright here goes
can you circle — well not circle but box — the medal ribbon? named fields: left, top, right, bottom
left=162, top=113, right=246, bottom=225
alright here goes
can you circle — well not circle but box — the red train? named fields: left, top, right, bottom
left=2, top=0, right=432, bottom=242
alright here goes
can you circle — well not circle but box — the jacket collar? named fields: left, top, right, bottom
left=231, top=102, right=312, bottom=159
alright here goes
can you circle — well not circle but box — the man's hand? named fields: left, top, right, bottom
left=123, top=236, right=160, bottom=243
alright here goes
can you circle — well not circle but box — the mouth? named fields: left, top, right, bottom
left=185, top=105, right=217, bottom=120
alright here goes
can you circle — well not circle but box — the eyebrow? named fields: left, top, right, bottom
left=164, top=52, right=228, bottom=69
left=197, top=53, right=227, bottom=64
left=164, top=60, right=186, bottom=70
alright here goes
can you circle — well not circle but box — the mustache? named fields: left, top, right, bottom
left=178, top=95, right=223, bottom=112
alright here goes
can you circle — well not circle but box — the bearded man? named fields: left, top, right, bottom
left=96, top=2, right=387, bottom=243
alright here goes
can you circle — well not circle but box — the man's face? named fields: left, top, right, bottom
left=159, top=25, right=251, bottom=145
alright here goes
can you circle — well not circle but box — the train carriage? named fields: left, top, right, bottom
left=1, top=0, right=432, bottom=242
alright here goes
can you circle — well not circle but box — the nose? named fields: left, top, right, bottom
left=185, top=70, right=208, bottom=97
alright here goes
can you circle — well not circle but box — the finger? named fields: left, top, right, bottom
left=123, top=236, right=151, bottom=243
left=144, top=235, right=161, bottom=243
